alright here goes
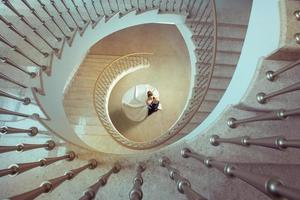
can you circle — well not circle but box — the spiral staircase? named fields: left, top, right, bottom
left=1, top=0, right=300, bottom=199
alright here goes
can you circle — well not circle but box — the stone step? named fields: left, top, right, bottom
left=190, top=111, right=210, bottom=124
left=195, top=50, right=240, bottom=66
left=209, top=76, right=231, bottom=90
left=198, top=99, right=219, bottom=113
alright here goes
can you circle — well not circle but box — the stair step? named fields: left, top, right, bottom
left=68, top=116, right=100, bottom=125
left=190, top=111, right=210, bottom=124
left=71, top=124, right=107, bottom=136
left=209, top=77, right=231, bottom=90
left=205, top=89, right=225, bottom=101
left=198, top=99, right=218, bottom=113
left=187, top=21, right=247, bottom=39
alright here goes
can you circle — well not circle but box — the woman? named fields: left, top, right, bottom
left=146, top=90, right=160, bottom=116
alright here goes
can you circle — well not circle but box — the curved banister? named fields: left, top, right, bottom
left=91, top=1, right=217, bottom=150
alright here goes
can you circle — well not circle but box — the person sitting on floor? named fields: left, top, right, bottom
left=146, top=90, right=160, bottom=116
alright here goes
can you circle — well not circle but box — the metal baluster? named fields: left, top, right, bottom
left=91, top=0, right=101, bottom=17
left=294, top=10, right=300, bottom=20
left=266, top=59, right=300, bottom=81
left=61, top=0, right=83, bottom=30
left=107, top=0, right=115, bottom=14
left=0, top=72, right=28, bottom=88
left=227, top=108, right=300, bottom=128
left=0, top=15, right=49, bottom=57
left=122, top=0, right=128, bottom=11
left=181, top=148, right=300, bottom=200
left=71, top=0, right=88, bottom=24
left=0, top=126, right=38, bottom=136
left=159, top=156, right=207, bottom=200
left=165, top=0, right=169, bottom=11
left=82, top=0, right=96, bottom=23
left=130, top=0, right=134, bottom=9
left=295, top=33, right=300, bottom=44
left=209, top=135, right=300, bottom=150
left=50, top=0, right=75, bottom=32
left=80, top=163, right=121, bottom=200
left=8, top=160, right=98, bottom=200
left=2, top=0, right=60, bottom=50
left=116, top=0, right=120, bottom=11
left=0, top=34, right=47, bottom=70
left=99, top=0, right=108, bottom=17
left=172, top=0, right=176, bottom=12
left=188, top=0, right=196, bottom=13
left=0, top=151, right=76, bottom=177
left=137, top=0, right=141, bottom=12
left=20, top=0, right=62, bottom=41
left=257, top=81, right=300, bottom=104
left=0, top=56, right=36, bottom=78
left=0, top=90, right=31, bottom=105
left=37, top=0, right=70, bottom=39
left=129, top=162, right=146, bottom=200
left=192, top=0, right=207, bottom=30
left=179, top=0, right=184, bottom=12
left=0, top=107, right=32, bottom=118
left=152, top=0, right=156, bottom=8
left=0, top=140, right=55, bottom=154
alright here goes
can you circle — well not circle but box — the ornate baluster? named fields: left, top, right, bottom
left=295, top=10, right=300, bottom=20
left=129, top=162, right=146, bottom=200
left=0, top=126, right=38, bottom=136
left=159, top=156, right=207, bottom=200
left=209, top=135, right=300, bottom=150
left=0, top=140, right=55, bottom=154
left=0, top=151, right=76, bottom=177
left=122, top=0, right=129, bottom=11
left=0, top=15, right=49, bottom=57
left=227, top=108, right=300, bottom=128
left=71, top=0, right=88, bottom=24
left=80, top=163, right=121, bottom=200
left=266, top=59, right=300, bottom=81
left=0, top=34, right=47, bottom=70
left=256, top=81, right=300, bottom=104
left=61, top=0, right=83, bottom=30
left=172, top=0, right=176, bottom=12
left=8, top=159, right=97, bottom=200
left=0, top=72, right=28, bottom=88
left=81, top=0, right=96, bottom=23
left=50, top=0, right=75, bottom=32
left=91, top=0, right=101, bottom=17
left=20, top=0, right=61, bottom=41
left=0, top=90, right=31, bottom=105
left=0, top=56, right=36, bottom=78
left=181, top=148, right=300, bottom=200
left=37, top=0, right=70, bottom=40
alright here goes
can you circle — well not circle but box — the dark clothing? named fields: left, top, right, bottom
left=148, top=101, right=159, bottom=115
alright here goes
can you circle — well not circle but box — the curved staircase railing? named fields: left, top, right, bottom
left=92, top=0, right=217, bottom=150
